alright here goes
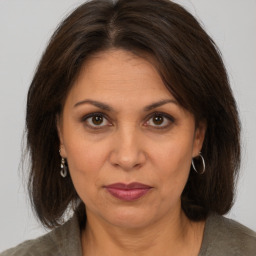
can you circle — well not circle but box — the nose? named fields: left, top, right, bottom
left=109, top=126, right=147, bottom=171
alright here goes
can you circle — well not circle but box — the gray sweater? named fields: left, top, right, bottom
left=1, top=214, right=256, bottom=256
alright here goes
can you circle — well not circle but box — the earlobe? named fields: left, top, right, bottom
left=192, top=121, right=207, bottom=157
left=59, top=145, right=67, bottom=158
left=56, top=114, right=67, bottom=158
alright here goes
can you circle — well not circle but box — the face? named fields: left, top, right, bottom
left=58, top=49, right=205, bottom=229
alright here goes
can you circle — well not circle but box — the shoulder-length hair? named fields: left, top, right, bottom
left=26, top=0, right=240, bottom=228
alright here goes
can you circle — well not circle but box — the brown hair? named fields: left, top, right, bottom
left=26, top=0, right=240, bottom=228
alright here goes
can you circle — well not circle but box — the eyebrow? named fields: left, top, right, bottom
left=74, top=99, right=113, bottom=111
left=73, top=99, right=178, bottom=111
left=143, top=99, right=178, bottom=111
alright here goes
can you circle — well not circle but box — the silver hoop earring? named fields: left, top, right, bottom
left=192, top=152, right=205, bottom=174
left=60, top=157, right=68, bottom=178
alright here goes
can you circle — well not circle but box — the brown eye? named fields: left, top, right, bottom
left=152, top=115, right=164, bottom=125
left=83, top=113, right=110, bottom=129
left=145, top=113, right=174, bottom=129
left=92, top=115, right=103, bottom=125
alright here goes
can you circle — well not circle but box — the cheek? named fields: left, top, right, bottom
left=66, top=139, right=108, bottom=177
left=150, top=133, right=194, bottom=194
left=64, top=140, right=109, bottom=207
left=62, top=127, right=110, bottom=200
left=62, top=118, right=107, bottom=171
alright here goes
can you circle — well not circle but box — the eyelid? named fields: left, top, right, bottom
left=144, top=112, right=175, bottom=129
left=81, top=111, right=175, bottom=130
left=81, top=112, right=112, bottom=129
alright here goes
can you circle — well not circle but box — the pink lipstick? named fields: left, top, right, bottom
left=104, top=182, right=152, bottom=201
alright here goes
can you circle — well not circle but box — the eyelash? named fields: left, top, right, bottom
left=81, top=112, right=175, bottom=130
left=81, top=112, right=111, bottom=130
left=145, top=112, right=175, bottom=129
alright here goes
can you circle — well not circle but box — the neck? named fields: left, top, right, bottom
left=81, top=208, right=205, bottom=256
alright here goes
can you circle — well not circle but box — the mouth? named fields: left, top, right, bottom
left=104, top=182, right=152, bottom=201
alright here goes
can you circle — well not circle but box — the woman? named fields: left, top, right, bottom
left=1, top=0, right=255, bottom=255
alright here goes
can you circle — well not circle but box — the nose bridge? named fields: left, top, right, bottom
left=109, top=123, right=146, bottom=170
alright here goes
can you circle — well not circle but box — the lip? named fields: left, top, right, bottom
left=104, top=182, right=152, bottom=201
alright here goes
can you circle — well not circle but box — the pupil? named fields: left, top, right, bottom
left=92, top=116, right=103, bottom=125
left=153, top=116, right=163, bottom=125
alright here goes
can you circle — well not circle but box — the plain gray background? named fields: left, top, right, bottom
left=0, top=0, right=255, bottom=252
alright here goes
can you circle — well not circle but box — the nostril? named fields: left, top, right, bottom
left=134, top=163, right=142, bottom=169
left=109, top=134, right=147, bottom=170
left=109, top=150, right=146, bottom=171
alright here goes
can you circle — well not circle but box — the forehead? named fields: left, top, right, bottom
left=68, top=49, right=175, bottom=103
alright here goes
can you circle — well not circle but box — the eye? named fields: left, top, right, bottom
left=145, top=113, right=174, bottom=129
left=82, top=113, right=111, bottom=129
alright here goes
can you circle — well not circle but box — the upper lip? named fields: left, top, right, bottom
left=104, top=182, right=152, bottom=190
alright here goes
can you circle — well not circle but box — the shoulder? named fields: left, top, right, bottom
left=200, top=213, right=256, bottom=256
left=0, top=235, right=56, bottom=256
left=0, top=215, right=82, bottom=256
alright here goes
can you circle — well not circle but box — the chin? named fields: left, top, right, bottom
left=100, top=207, right=158, bottom=230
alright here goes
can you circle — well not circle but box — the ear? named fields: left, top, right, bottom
left=56, top=114, right=67, bottom=158
left=192, top=120, right=207, bottom=157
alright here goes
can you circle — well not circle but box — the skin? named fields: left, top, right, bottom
left=58, top=49, right=206, bottom=256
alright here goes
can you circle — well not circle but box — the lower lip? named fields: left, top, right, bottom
left=105, top=187, right=151, bottom=201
